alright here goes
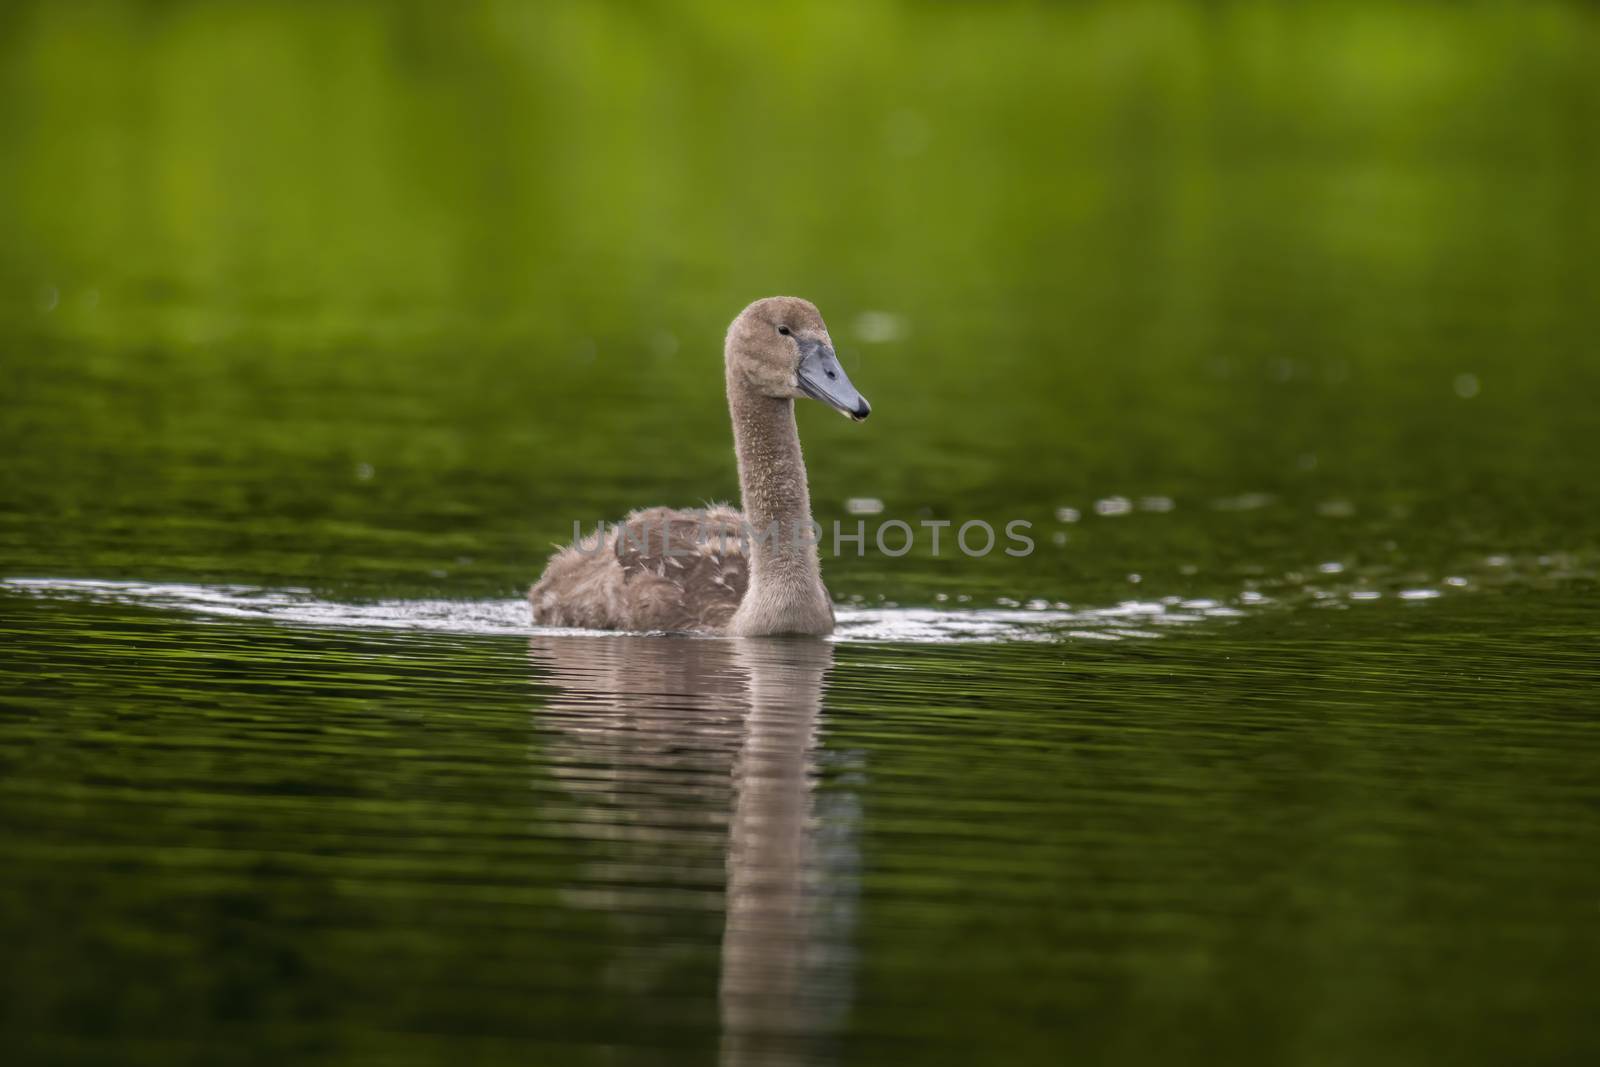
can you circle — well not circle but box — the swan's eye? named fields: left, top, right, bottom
left=777, top=325, right=791, bottom=336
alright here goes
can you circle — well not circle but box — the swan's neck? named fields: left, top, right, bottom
left=727, top=377, right=831, bottom=634
left=730, top=384, right=819, bottom=576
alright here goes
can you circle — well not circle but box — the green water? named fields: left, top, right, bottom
left=2, top=1, right=1598, bottom=1063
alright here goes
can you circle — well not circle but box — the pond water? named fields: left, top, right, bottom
left=2, top=2, right=1598, bottom=1064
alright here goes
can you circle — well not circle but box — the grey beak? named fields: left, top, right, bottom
left=796, top=340, right=870, bottom=421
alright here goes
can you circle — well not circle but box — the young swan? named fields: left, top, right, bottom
left=529, top=296, right=870, bottom=636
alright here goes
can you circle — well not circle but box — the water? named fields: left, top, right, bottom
left=3, top=1, right=1599, bottom=1063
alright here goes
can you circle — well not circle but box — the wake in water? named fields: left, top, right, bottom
left=2, top=578, right=1250, bottom=644
left=10, top=548, right=1581, bottom=644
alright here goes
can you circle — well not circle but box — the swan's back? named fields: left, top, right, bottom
left=529, top=505, right=750, bottom=633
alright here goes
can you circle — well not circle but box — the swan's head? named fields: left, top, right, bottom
left=726, top=296, right=870, bottom=421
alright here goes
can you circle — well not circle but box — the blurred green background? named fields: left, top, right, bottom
left=3, top=0, right=1596, bottom=606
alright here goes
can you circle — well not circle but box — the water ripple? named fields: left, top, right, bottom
left=3, top=578, right=1245, bottom=644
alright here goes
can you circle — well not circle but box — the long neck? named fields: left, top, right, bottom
left=727, top=376, right=820, bottom=588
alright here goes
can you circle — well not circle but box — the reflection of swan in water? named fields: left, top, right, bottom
left=527, top=634, right=856, bottom=1065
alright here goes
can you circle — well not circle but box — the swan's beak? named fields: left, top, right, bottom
left=797, top=340, right=871, bottom=422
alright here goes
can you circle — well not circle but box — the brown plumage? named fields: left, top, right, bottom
left=531, top=505, right=751, bottom=633
left=529, top=296, right=871, bottom=636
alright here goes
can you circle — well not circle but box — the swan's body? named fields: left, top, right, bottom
left=529, top=297, right=870, bottom=636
